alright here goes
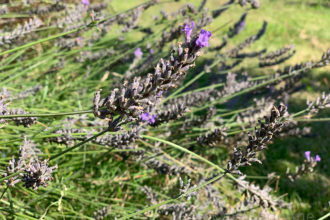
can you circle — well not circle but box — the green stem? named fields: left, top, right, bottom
left=142, top=135, right=225, bottom=172
left=0, top=110, right=93, bottom=119
left=295, top=117, right=330, bottom=122
left=49, top=129, right=108, bottom=161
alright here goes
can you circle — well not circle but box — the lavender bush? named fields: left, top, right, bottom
left=0, top=0, right=329, bottom=219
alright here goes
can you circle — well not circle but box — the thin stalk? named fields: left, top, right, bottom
left=49, top=129, right=108, bottom=161
left=0, top=110, right=93, bottom=119
left=295, top=117, right=330, bottom=122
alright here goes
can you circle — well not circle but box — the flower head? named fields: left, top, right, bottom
left=134, top=48, right=143, bottom=58
left=81, top=0, right=90, bottom=6
left=149, top=49, right=154, bottom=54
left=196, top=29, right=212, bottom=48
left=183, top=21, right=194, bottom=42
left=304, top=151, right=311, bottom=161
left=140, top=112, right=149, bottom=121
left=140, top=112, right=156, bottom=124
left=149, top=115, right=156, bottom=124
left=315, top=155, right=321, bottom=162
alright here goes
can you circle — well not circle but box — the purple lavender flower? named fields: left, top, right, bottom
left=134, top=48, right=143, bottom=58
left=149, top=115, right=156, bottom=124
left=140, top=112, right=156, bottom=124
left=140, top=112, right=149, bottom=121
left=183, top=21, right=194, bottom=42
left=304, top=151, right=311, bottom=161
left=81, top=0, right=90, bottom=6
left=196, top=29, right=212, bottom=48
left=149, top=49, right=154, bottom=54
left=315, top=155, right=321, bottom=162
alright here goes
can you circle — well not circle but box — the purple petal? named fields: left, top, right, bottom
left=140, top=112, right=149, bottom=121
left=196, top=29, right=212, bottom=48
left=315, top=155, right=321, bottom=162
left=81, top=0, right=90, bottom=6
left=304, top=151, right=311, bottom=161
left=149, top=115, right=156, bottom=124
left=134, top=48, right=143, bottom=58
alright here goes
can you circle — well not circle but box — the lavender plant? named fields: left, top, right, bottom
left=0, top=0, right=329, bottom=219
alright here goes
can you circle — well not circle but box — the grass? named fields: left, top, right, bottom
left=0, top=0, right=329, bottom=219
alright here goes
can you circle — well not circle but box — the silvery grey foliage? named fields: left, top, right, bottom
left=93, top=206, right=111, bottom=220
left=306, top=92, right=330, bottom=114
left=0, top=17, right=43, bottom=46
left=93, top=33, right=206, bottom=121
left=2, top=137, right=57, bottom=190
left=227, top=104, right=287, bottom=174
left=197, top=127, right=227, bottom=147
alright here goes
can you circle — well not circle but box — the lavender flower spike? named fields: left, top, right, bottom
left=315, top=155, right=321, bottom=162
left=304, top=151, right=311, bottom=161
left=183, top=21, right=194, bottom=42
left=134, top=48, right=143, bottom=58
left=81, top=0, right=90, bottom=6
left=196, top=29, right=212, bottom=48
